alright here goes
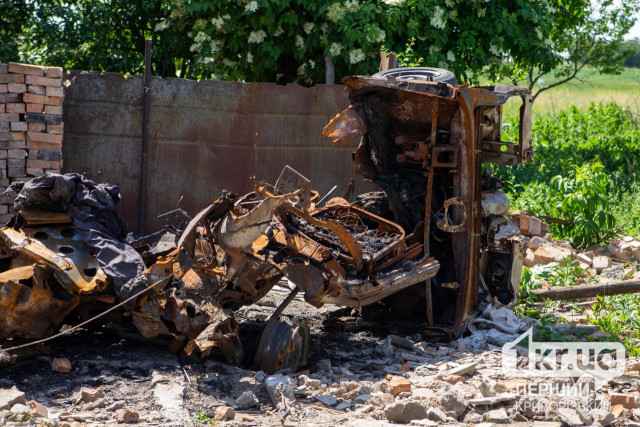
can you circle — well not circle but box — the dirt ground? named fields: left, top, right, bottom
left=3, top=283, right=640, bottom=426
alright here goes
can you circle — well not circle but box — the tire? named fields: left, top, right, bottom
left=372, top=67, right=457, bottom=85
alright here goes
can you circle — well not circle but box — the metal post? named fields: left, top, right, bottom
left=325, top=56, right=335, bottom=85
left=138, top=39, right=152, bottom=235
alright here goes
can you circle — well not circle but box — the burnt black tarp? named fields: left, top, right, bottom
left=8, top=173, right=147, bottom=300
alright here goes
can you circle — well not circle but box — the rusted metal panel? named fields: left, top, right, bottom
left=63, top=75, right=360, bottom=234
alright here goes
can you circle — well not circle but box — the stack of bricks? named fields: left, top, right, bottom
left=0, top=62, right=63, bottom=222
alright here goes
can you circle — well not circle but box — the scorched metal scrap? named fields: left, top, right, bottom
left=0, top=68, right=535, bottom=374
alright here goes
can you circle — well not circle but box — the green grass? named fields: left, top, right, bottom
left=500, top=67, right=640, bottom=117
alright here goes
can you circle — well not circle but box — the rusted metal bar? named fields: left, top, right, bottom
left=423, top=103, right=438, bottom=326
left=138, top=39, right=152, bottom=235
left=531, top=279, right=640, bottom=301
left=265, top=287, right=300, bottom=327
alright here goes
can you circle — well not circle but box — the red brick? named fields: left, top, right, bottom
left=22, top=93, right=61, bottom=106
left=28, top=85, right=45, bottom=95
left=8, top=168, right=26, bottom=178
left=26, top=139, right=61, bottom=150
left=0, top=150, right=7, bottom=160
left=386, top=375, right=412, bottom=397
left=28, top=123, right=46, bottom=132
left=6, top=140, right=26, bottom=149
left=25, top=75, right=62, bottom=87
left=8, top=83, right=26, bottom=93
left=0, top=205, right=8, bottom=215
left=0, top=74, right=25, bottom=84
left=26, top=168, right=45, bottom=176
left=0, top=114, right=20, bottom=123
left=45, top=168, right=61, bottom=174
left=0, top=94, right=19, bottom=103
left=46, top=124, right=63, bottom=135
left=29, top=149, right=61, bottom=161
left=0, top=84, right=6, bottom=94
left=8, top=158, right=25, bottom=168
left=45, top=67, right=63, bottom=78
left=9, top=122, right=27, bottom=132
left=27, top=159, right=59, bottom=169
left=7, top=149, right=26, bottom=159
left=27, top=131, right=62, bottom=145
left=44, top=105, right=62, bottom=115
left=26, top=104, right=43, bottom=114
left=45, top=86, right=63, bottom=97
left=0, top=64, right=7, bottom=74
left=0, top=105, right=3, bottom=114
left=8, top=62, right=45, bottom=76
left=6, top=104, right=25, bottom=114
left=0, top=123, right=8, bottom=133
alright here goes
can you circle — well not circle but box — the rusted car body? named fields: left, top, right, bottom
left=0, top=73, right=533, bottom=372
left=324, top=75, right=533, bottom=330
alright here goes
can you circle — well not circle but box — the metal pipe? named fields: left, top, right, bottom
left=317, top=185, right=338, bottom=207
left=138, top=39, right=152, bottom=235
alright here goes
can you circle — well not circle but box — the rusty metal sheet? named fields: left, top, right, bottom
left=0, top=264, right=79, bottom=340
left=1, top=226, right=108, bottom=295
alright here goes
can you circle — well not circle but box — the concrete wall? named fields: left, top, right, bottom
left=62, top=73, right=370, bottom=234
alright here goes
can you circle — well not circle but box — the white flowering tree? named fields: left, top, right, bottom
left=158, top=0, right=557, bottom=84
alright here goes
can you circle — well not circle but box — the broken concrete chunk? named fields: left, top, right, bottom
left=577, top=252, right=593, bottom=264
left=80, top=388, right=103, bottom=403
left=592, top=255, right=612, bottom=273
left=557, top=407, right=583, bottom=426
left=28, top=400, right=47, bottom=418
left=606, top=240, right=633, bottom=262
left=264, top=374, right=295, bottom=406
left=533, top=245, right=574, bottom=265
left=484, top=407, right=509, bottom=423
left=9, top=403, right=31, bottom=416
left=438, top=391, right=466, bottom=416
left=235, top=391, right=259, bottom=409
left=116, top=408, right=139, bottom=423
left=529, top=236, right=547, bottom=251
left=0, top=388, right=25, bottom=410
left=383, top=400, right=427, bottom=423
left=354, top=394, right=373, bottom=403
left=426, top=406, right=447, bottom=422
left=314, top=394, right=338, bottom=407
left=468, top=393, right=516, bottom=406
left=441, top=361, right=476, bottom=377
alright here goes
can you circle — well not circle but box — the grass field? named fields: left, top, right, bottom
left=500, top=67, right=640, bottom=117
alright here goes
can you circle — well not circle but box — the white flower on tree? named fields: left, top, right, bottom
left=248, top=30, right=266, bottom=43
left=303, top=22, right=314, bottom=34
left=349, top=48, right=365, bottom=64
left=329, top=42, right=343, bottom=57
left=245, top=1, right=258, bottom=13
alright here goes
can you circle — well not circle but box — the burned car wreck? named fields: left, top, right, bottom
left=0, top=69, right=532, bottom=373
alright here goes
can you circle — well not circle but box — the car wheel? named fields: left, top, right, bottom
left=372, top=67, right=457, bottom=85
